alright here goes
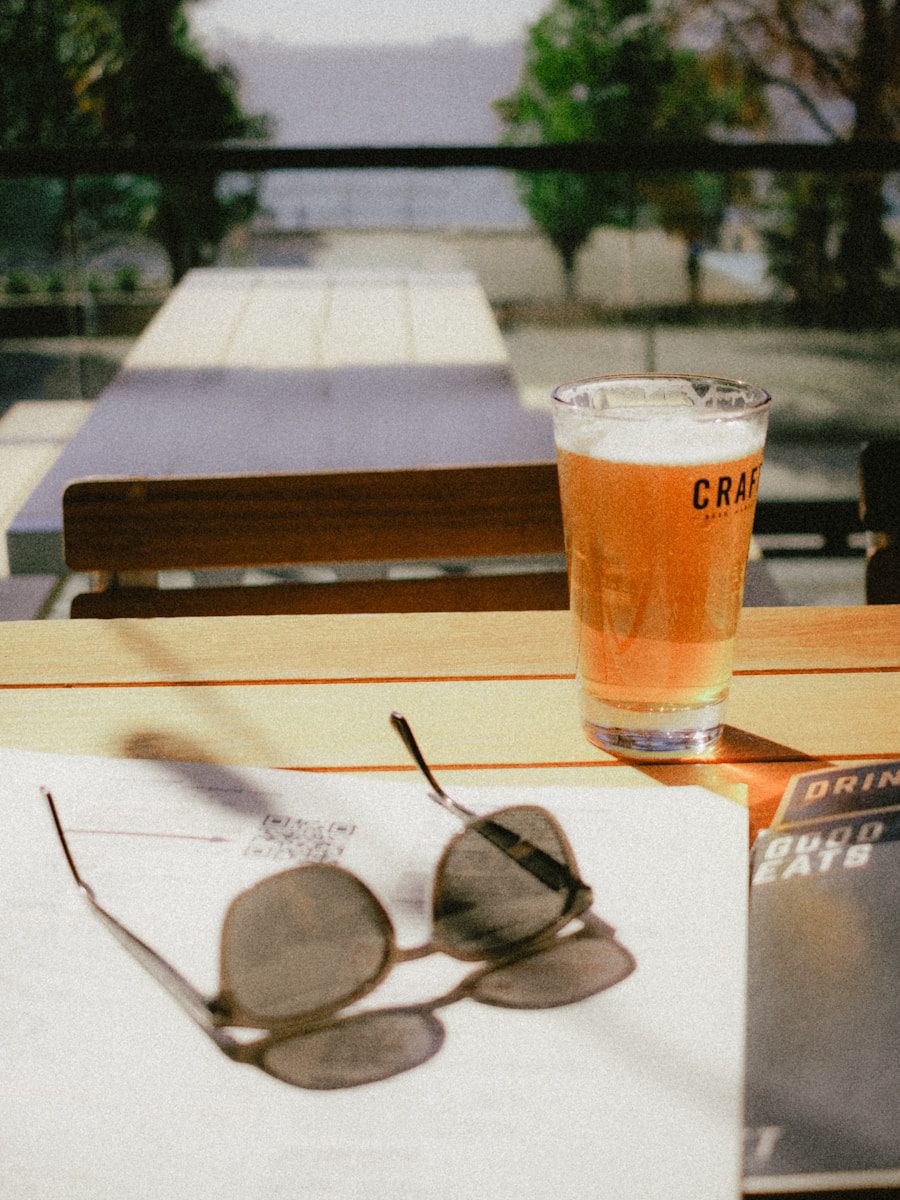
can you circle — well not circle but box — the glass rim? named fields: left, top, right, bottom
left=550, top=373, right=772, bottom=416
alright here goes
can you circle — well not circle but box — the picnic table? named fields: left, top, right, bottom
left=6, top=268, right=555, bottom=574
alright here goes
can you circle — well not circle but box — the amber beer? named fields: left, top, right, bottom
left=552, top=376, right=771, bottom=758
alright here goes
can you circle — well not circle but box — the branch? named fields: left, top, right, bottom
left=713, top=4, right=844, bottom=139
left=890, top=2, right=900, bottom=128
left=772, top=0, right=853, bottom=94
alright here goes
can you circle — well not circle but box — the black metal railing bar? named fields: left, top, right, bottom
left=1, top=141, right=898, bottom=178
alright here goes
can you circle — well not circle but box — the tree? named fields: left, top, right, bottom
left=495, top=0, right=758, bottom=299
left=0, top=0, right=102, bottom=145
left=0, top=0, right=270, bottom=283
left=672, top=0, right=899, bottom=324
left=87, top=2, right=270, bottom=280
left=763, top=174, right=840, bottom=319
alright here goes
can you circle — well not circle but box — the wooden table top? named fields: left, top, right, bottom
left=2, top=605, right=897, bottom=841
left=7, top=269, right=554, bottom=574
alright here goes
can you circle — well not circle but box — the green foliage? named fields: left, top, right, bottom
left=0, top=1, right=271, bottom=283
left=72, top=174, right=159, bottom=243
left=92, top=2, right=270, bottom=143
left=4, top=270, right=33, bottom=295
left=761, top=176, right=839, bottom=317
left=80, top=2, right=272, bottom=280
left=45, top=270, right=68, bottom=294
left=762, top=173, right=895, bottom=325
left=0, top=177, right=68, bottom=278
left=668, top=0, right=898, bottom=326
left=113, top=264, right=140, bottom=292
left=495, top=0, right=760, bottom=297
left=0, top=0, right=101, bottom=144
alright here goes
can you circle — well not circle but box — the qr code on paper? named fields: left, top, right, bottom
left=243, top=815, right=356, bottom=863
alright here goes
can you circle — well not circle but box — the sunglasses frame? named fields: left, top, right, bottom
left=252, top=904, right=632, bottom=1089
left=41, top=713, right=612, bottom=1083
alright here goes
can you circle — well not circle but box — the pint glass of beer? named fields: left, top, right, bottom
left=551, top=375, right=771, bottom=759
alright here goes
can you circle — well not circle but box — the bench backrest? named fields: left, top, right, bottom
left=63, top=463, right=570, bottom=618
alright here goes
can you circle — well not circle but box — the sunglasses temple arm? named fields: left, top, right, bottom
left=389, top=715, right=591, bottom=901
left=390, top=712, right=476, bottom=819
left=41, top=789, right=240, bottom=1060
left=474, top=816, right=593, bottom=901
left=90, top=897, right=240, bottom=1055
left=43, top=786, right=85, bottom=888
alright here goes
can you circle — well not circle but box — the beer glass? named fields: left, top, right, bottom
left=551, top=375, right=771, bottom=759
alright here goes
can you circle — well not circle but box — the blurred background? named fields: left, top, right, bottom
left=1, top=0, right=898, bottom=611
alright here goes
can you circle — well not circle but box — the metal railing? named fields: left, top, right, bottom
left=753, top=499, right=866, bottom=558
left=1, top=139, right=899, bottom=177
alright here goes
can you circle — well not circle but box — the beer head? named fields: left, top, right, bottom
left=551, top=375, right=770, bottom=466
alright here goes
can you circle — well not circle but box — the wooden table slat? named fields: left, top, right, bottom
left=1, top=607, right=895, bottom=687
left=2, top=605, right=897, bottom=842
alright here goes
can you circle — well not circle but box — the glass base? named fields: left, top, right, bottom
left=581, top=695, right=725, bottom=760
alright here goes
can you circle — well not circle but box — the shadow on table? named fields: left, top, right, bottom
left=629, top=726, right=832, bottom=843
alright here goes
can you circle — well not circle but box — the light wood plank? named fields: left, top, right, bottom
left=0, top=669, right=894, bottom=770
left=0, top=444, right=61, bottom=574
left=123, top=277, right=251, bottom=368
left=0, top=400, right=94, bottom=441
left=0, top=609, right=570, bottom=685
left=0, top=445, right=61, bottom=525
left=734, top=605, right=900, bottom=670
left=410, top=279, right=508, bottom=364
left=322, top=279, right=412, bottom=365
left=0, top=607, right=896, bottom=686
left=225, top=282, right=329, bottom=368
left=1, top=607, right=894, bottom=837
left=7, top=268, right=548, bottom=575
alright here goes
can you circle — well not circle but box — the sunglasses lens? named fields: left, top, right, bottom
left=262, top=1010, right=445, bottom=1089
left=469, top=934, right=635, bottom=1009
left=433, top=806, right=576, bottom=960
left=221, top=864, right=392, bottom=1025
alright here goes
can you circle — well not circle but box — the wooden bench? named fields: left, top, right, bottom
left=62, top=462, right=797, bottom=619
left=0, top=574, right=60, bottom=621
left=63, top=463, right=571, bottom=618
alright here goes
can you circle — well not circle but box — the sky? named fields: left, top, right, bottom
left=187, top=0, right=548, bottom=46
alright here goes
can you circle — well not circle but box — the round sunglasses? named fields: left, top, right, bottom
left=43, top=713, right=634, bottom=1089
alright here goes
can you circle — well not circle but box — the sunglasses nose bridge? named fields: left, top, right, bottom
left=393, top=942, right=435, bottom=964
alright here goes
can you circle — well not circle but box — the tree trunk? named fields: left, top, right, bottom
left=837, top=173, right=890, bottom=326
left=792, top=177, right=834, bottom=322
left=835, top=0, right=895, bottom=325
left=686, top=240, right=702, bottom=306
left=561, top=247, right=578, bottom=301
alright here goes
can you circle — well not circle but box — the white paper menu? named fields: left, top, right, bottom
left=0, top=746, right=748, bottom=1200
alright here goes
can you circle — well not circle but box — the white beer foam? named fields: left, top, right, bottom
left=553, top=407, right=766, bottom=465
